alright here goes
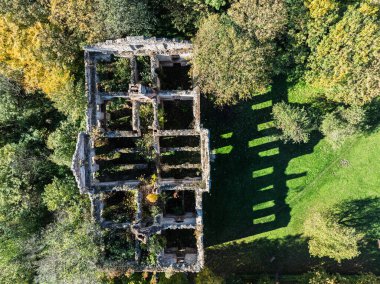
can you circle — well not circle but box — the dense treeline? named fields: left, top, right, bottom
left=0, top=0, right=379, bottom=283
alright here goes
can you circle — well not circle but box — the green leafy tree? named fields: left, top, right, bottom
left=0, top=138, right=56, bottom=283
left=43, top=175, right=81, bottom=212
left=205, top=0, right=226, bottom=10
left=98, top=0, right=157, bottom=38
left=36, top=213, right=101, bottom=284
left=0, top=75, right=23, bottom=126
left=158, top=273, right=189, bottom=283
left=192, top=14, right=274, bottom=105
left=0, top=234, right=39, bottom=284
left=272, top=102, right=314, bottom=143
left=47, top=119, right=82, bottom=167
left=195, top=267, right=224, bottom=284
left=304, top=210, right=363, bottom=263
left=158, top=0, right=209, bottom=36
left=228, top=0, right=287, bottom=43
left=280, top=0, right=310, bottom=80
left=320, top=106, right=366, bottom=148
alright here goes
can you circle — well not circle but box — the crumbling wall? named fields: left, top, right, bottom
left=72, top=36, right=210, bottom=273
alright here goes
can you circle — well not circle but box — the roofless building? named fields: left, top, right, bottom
left=72, top=36, right=210, bottom=273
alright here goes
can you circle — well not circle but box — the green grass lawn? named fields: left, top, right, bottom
left=201, top=77, right=380, bottom=276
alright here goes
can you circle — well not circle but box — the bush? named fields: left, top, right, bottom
left=320, top=106, right=366, bottom=148
left=304, top=210, right=363, bottom=263
left=143, top=235, right=166, bottom=265
left=272, top=102, right=314, bottom=143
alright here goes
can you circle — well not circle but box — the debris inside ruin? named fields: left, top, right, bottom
left=72, top=36, right=210, bottom=272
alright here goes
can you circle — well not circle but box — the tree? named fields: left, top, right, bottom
left=0, top=17, right=73, bottom=98
left=49, top=0, right=103, bottom=42
left=306, top=2, right=380, bottom=105
left=305, top=269, right=379, bottom=284
left=0, top=76, right=23, bottom=124
left=98, top=0, right=157, bottom=38
left=204, top=0, right=226, bottom=10
left=195, top=267, right=224, bottom=284
left=304, top=210, right=363, bottom=262
left=279, top=0, right=310, bottom=80
left=0, top=234, right=39, bottom=284
left=158, top=0, right=209, bottom=36
left=47, top=119, right=82, bottom=167
left=0, top=138, right=56, bottom=283
left=192, top=14, right=274, bottom=105
left=228, top=0, right=287, bottom=43
left=43, top=175, right=81, bottom=212
left=0, top=0, right=49, bottom=26
left=36, top=213, right=101, bottom=283
left=50, top=80, right=86, bottom=122
left=272, top=102, right=314, bottom=143
left=0, top=76, right=62, bottom=146
left=158, top=272, right=189, bottom=283
left=305, top=0, right=341, bottom=51
left=320, top=106, right=366, bottom=148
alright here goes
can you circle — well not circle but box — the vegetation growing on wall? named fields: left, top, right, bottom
left=0, top=0, right=380, bottom=282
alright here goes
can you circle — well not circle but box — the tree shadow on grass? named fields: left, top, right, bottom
left=333, top=197, right=380, bottom=270
left=335, top=197, right=380, bottom=239
left=201, top=76, right=322, bottom=245
left=206, top=235, right=380, bottom=277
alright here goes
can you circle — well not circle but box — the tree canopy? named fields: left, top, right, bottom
left=306, top=2, right=380, bottom=105
left=193, top=14, right=275, bottom=105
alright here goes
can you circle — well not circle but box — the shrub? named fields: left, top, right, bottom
left=143, top=235, right=166, bottom=265
left=304, top=210, right=363, bottom=263
left=136, top=133, right=155, bottom=161
left=272, top=102, right=313, bottom=143
left=320, top=106, right=366, bottom=148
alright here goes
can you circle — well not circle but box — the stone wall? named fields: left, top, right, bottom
left=72, top=36, right=210, bottom=273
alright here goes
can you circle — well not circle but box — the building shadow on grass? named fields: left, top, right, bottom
left=201, top=76, right=322, bottom=245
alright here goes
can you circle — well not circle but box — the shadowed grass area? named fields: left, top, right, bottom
left=201, top=77, right=380, bottom=275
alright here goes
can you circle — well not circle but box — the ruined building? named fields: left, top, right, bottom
left=71, top=37, right=210, bottom=272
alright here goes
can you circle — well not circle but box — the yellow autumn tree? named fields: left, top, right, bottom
left=307, top=3, right=380, bottom=105
left=0, top=17, right=72, bottom=98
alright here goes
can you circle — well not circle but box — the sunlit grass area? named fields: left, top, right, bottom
left=202, top=77, right=380, bottom=275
